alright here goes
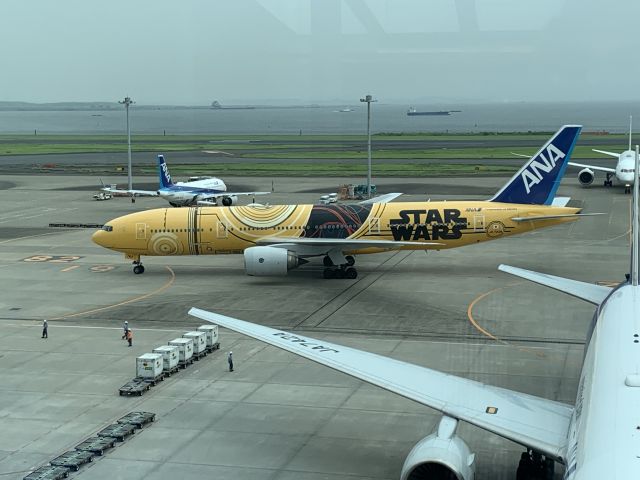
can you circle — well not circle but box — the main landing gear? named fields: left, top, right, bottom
left=322, top=255, right=357, bottom=279
left=516, top=449, right=554, bottom=480
left=132, top=261, right=145, bottom=274
left=604, top=173, right=613, bottom=187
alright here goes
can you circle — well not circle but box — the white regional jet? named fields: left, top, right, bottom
left=570, top=117, right=636, bottom=193
left=189, top=148, right=640, bottom=479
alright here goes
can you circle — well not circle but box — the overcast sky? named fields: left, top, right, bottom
left=1, top=0, right=638, bottom=105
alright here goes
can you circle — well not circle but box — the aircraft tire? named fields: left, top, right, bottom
left=345, top=255, right=355, bottom=266
left=345, top=267, right=357, bottom=279
left=133, top=265, right=145, bottom=274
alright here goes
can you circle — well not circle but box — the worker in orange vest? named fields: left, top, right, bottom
left=126, top=329, right=133, bottom=347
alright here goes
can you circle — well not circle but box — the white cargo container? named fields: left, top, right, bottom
left=197, top=324, right=219, bottom=349
left=136, top=353, right=163, bottom=380
left=168, top=337, right=194, bottom=365
left=153, top=345, right=179, bottom=372
left=183, top=331, right=207, bottom=355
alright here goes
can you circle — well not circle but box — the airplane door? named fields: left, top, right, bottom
left=135, top=223, right=147, bottom=240
left=473, top=215, right=485, bottom=231
left=217, top=220, right=228, bottom=239
left=368, top=217, right=380, bottom=235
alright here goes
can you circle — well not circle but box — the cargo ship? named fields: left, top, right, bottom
left=406, top=107, right=461, bottom=116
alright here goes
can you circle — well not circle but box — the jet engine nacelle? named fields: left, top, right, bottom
left=578, top=168, right=595, bottom=186
left=400, top=416, right=475, bottom=480
left=244, top=246, right=306, bottom=276
left=221, top=195, right=238, bottom=206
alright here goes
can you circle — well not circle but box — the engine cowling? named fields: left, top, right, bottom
left=221, top=195, right=238, bottom=206
left=244, top=246, right=305, bottom=276
left=578, top=168, right=594, bottom=186
left=401, top=416, right=475, bottom=480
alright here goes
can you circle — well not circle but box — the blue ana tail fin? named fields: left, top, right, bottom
left=490, top=125, right=582, bottom=205
left=157, top=155, right=173, bottom=188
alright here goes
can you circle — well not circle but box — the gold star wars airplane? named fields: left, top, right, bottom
left=93, top=125, right=588, bottom=279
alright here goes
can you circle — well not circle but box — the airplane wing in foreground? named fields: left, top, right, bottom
left=568, top=162, right=616, bottom=174
left=499, top=264, right=613, bottom=305
left=188, top=307, right=574, bottom=462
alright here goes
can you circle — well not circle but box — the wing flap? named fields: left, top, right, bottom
left=499, top=264, right=613, bottom=305
left=188, top=307, right=573, bottom=461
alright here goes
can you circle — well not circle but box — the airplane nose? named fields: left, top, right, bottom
left=92, top=229, right=106, bottom=247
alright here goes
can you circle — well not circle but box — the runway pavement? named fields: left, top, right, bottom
left=0, top=173, right=629, bottom=479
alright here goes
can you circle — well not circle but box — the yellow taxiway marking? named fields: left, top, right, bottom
left=467, top=282, right=545, bottom=358
left=49, top=266, right=176, bottom=320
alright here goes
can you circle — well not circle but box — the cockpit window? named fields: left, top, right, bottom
left=101, top=225, right=113, bottom=232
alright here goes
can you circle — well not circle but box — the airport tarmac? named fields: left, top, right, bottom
left=0, top=174, right=630, bottom=479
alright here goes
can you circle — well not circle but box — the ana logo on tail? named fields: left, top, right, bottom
left=158, top=155, right=173, bottom=187
left=489, top=125, right=581, bottom=205
left=521, top=143, right=566, bottom=194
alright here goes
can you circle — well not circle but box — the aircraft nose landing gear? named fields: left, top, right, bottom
left=604, top=173, right=613, bottom=187
left=516, top=450, right=554, bottom=480
left=132, top=261, right=145, bottom=274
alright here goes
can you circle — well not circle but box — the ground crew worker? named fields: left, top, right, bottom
left=227, top=351, right=233, bottom=372
left=122, top=320, right=129, bottom=339
left=41, top=319, right=48, bottom=339
left=126, top=328, right=133, bottom=347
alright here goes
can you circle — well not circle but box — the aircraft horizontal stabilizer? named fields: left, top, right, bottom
left=359, top=192, right=402, bottom=204
left=498, top=265, right=613, bottom=305
left=188, top=307, right=573, bottom=461
left=510, top=213, right=605, bottom=222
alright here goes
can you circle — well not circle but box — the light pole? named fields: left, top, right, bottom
left=119, top=96, right=135, bottom=200
left=360, top=94, right=376, bottom=198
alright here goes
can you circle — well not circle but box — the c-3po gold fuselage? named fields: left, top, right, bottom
left=92, top=201, right=580, bottom=261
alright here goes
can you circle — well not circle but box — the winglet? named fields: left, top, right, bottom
left=490, top=125, right=582, bottom=205
left=157, top=155, right=173, bottom=188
